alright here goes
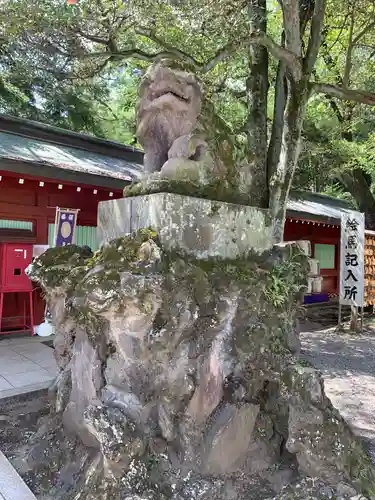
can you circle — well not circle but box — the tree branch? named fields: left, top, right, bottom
left=77, top=27, right=246, bottom=74
left=327, top=15, right=350, bottom=51
left=79, top=48, right=193, bottom=64
left=69, top=26, right=301, bottom=80
left=137, top=27, right=247, bottom=74
left=353, top=19, right=375, bottom=44
left=76, top=30, right=109, bottom=46
left=95, top=97, right=119, bottom=120
left=249, top=31, right=301, bottom=80
left=135, top=28, right=203, bottom=68
left=343, top=11, right=355, bottom=87
left=299, top=0, right=315, bottom=34
left=303, top=0, right=325, bottom=76
left=201, top=39, right=244, bottom=73
left=326, top=96, right=345, bottom=122
left=312, top=83, right=375, bottom=105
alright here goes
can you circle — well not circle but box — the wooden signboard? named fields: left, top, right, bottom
left=340, top=212, right=364, bottom=307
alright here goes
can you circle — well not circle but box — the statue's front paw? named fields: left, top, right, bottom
left=160, top=157, right=214, bottom=185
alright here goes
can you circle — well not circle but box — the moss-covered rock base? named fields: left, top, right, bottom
left=22, top=231, right=375, bottom=500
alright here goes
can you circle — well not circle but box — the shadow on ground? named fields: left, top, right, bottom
left=300, top=329, right=375, bottom=446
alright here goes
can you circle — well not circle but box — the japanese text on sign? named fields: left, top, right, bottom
left=53, top=207, right=79, bottom=248
left=340, top=212, right=364, bottom=307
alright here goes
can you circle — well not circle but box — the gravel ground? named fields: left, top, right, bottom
left=300, top=328, right=375, bottom=447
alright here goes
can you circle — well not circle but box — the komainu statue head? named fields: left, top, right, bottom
left=136, top=59, right=203, bottom=174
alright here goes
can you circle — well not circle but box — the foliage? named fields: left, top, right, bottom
left=0, top=34, right=107, bottom=134
left=295, top=97, right=375, bottom=216
left=291, top=0, right=375, bottom=224
left=265, top=256, right=306, bottom=309
left=2, top=0, right=375, bottom=229
left=99, top=69, right=140, bottom=145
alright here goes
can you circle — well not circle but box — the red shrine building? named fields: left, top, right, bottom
left=0, top=115, right=356, bottom=333
left=284, top=191, right=351, bottom=302
left=0, top=115, right=143, bottom=332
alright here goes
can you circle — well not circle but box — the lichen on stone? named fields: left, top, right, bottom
left=26, top=244, right=91, bottom=290
left=22, top=231, right=375, bottom=499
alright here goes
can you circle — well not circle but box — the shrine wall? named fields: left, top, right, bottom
left=284, top=217, right=340, bottom=296
left=0, top=168, right=122, bottom=328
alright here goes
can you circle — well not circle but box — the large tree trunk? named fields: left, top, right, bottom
left=265, top=0, right=324, bottom=241
left=269, top=83, right=308, bottom=241
left=267, top=50, right=287, bottom=201
left=246, top=0, right=269, bottom=208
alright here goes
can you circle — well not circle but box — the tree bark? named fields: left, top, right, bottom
left=312, top=83, right=375, bottom=105
left=267, top=0, right=325, bottom=242
left=246, top=0, right=269, bottom=208
left=281, top=0, right=302, bottom=56
left=267, top=35, right=287, bottom=203
left=269, top=83, right=307, bottom=241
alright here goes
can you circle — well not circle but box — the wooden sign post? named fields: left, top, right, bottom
left=339, top=211, right=365, bottom=332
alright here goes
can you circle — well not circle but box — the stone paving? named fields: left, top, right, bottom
left=0, top=336, right=56, bottom=400
left=300, top=328, right=375, bottom=446
left=0, top=335, right=55, bottom=499
left=0, top=450, right=36, bottom=500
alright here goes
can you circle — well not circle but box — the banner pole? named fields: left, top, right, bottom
left=72, top=209, right=79, bottom=244
left=53, top=207, right=60, bottom=248
left=350, top=305, right=358, bottom=331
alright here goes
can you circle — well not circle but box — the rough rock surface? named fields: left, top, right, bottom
left=21, top=230, right=375, bottom=500
left=97, top=193, right=274, bottom=257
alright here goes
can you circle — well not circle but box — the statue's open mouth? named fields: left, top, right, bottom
left=153, top=89, right=189, bottom=102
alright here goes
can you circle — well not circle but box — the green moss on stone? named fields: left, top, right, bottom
left=123, top=177, right=253, bottom=206
left=89, top=228, right=157, bottom=269
left=27, top=245, right=91, bottom=289
left=71, top=308, right=108, bottom=344
left=30, top=234, right=307, bottom=354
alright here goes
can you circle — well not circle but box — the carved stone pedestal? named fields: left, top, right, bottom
left=23, top=194, right=374, bottom=500
left=97, top=193, right=274, bottom=258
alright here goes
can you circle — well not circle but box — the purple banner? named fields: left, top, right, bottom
left=54, top=208, right=79, bottom=247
